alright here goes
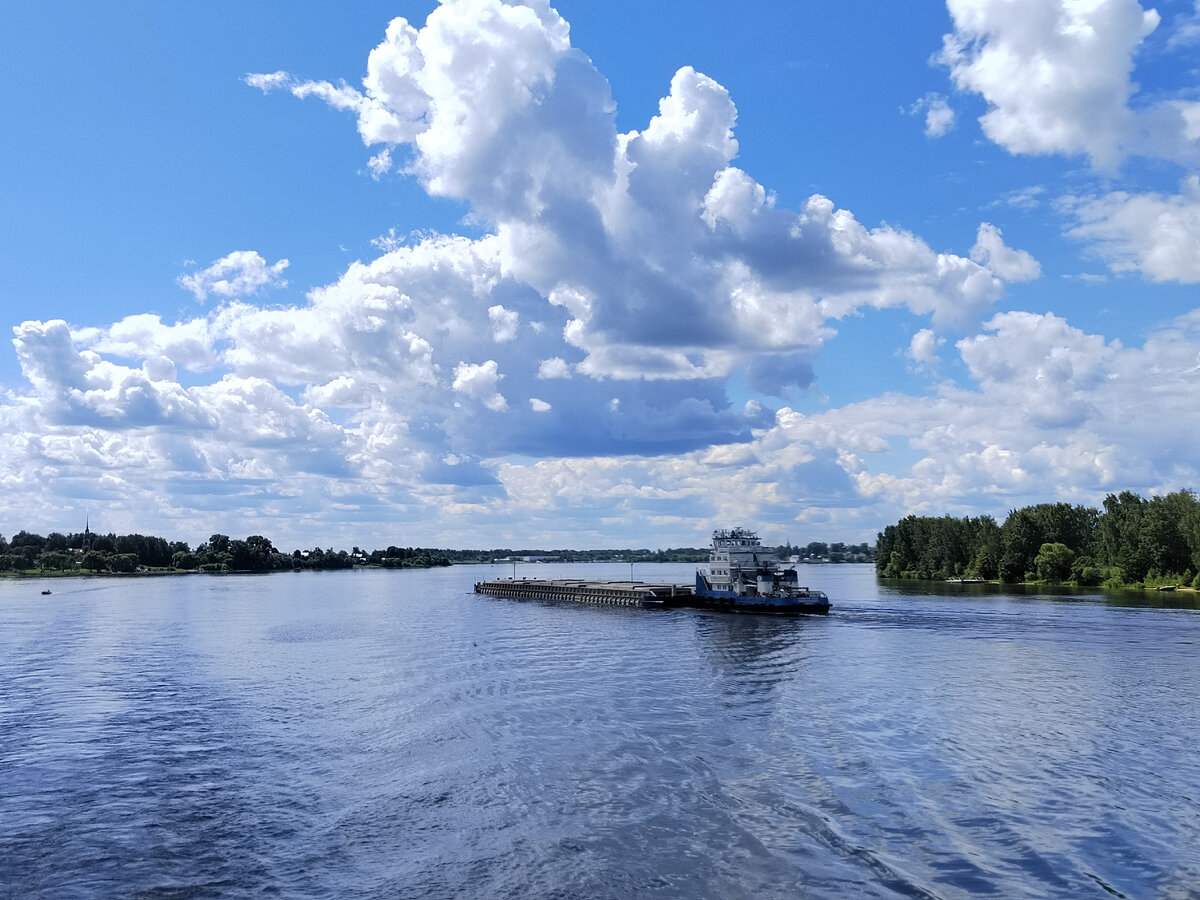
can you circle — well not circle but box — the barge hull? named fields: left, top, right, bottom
left=474, top=578, right=692, bottom=609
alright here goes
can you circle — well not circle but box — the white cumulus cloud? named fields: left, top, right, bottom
left=452, top=360, right=508, bottom=411
left=178, top=251, right=289, bottom=302
left=940, top=0, right=1199, bottom=169
left=256, top=2, right=1009, bottom=395
left=1064, top=176, right=1200, bottom=282
left=537, top=357, right=571, bottom=379
left=911, top=93, right=956, bottom=137
left=970, top=223, right=1042, bottom=282
left=488, top=305, right=520, bottom=342
left=908, top=328, right=945, bottom=368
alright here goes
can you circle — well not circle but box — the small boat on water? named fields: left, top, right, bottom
left=693, top=528, right=830, bottom=615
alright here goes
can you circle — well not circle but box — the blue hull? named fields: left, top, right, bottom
left=692, top=595, right=831, bottom=615
left=692, top=573, right=831, bottom=615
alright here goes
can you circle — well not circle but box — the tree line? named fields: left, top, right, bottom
left=0, top=530, right=453, bottom=575
left=875, top=490, right=1200, bottom=588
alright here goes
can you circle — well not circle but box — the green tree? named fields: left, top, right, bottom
left=875, top=515, right=979, bottom=579
left=970, top=515, right=1002, bottom=579
left=10, top=531, right=46, bottom=553
left=246, top=534, right=276, bottom=556
left=1143, top=493, right=1192, bottom=578
left=1070, top=558, right=1104, bottom=586
left=8, top=545, right=37, bottom=569
left=109, top=553, right=138, bottom=573
left=172, top=551, right=199, bottom=570
left=1035, top=542, right=1074, bottom=583
left=999, top=508, right=1042, bottom=582
left=81, top=550, right=108, bottom=572
left=36, top=550, right=74, bottom=571
left=1026, top=503, right=1099, bottom=555
left=114, top=533, right=172, bottom=567
left=206, top=534, right=231, bottom=555
left=1175, top=490, right=1200, bottom=572
left=1099, top=492, right=1153, bottom=582
left=969, top=542, right=999, bottom=580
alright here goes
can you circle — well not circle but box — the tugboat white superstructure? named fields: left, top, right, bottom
left=694, top=528, right=831, bottom=614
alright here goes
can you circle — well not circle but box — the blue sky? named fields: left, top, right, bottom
left=2, top=0, right=1199, bottom=550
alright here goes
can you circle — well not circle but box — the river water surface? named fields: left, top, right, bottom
left=2, top=564, right=1198, bottom=898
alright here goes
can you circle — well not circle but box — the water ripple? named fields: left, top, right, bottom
left=2, top=566, right=1199, bottom=897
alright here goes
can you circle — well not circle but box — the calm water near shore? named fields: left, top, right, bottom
left=2, top=563, right=1198, bottom=898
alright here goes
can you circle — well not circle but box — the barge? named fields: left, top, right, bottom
left=474, top=527, right=831, bottom=615
left=472, top=578, right=691, bottom=609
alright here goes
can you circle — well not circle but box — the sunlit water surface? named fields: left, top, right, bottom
left=2, top=564, right=1198, bottom=898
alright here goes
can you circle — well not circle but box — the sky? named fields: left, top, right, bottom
left=2, top=0, right=1200, bottom=551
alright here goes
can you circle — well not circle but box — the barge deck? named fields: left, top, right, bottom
left=474, top=578, right=694, bottom=609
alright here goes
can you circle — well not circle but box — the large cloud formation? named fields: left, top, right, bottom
left=3, top=0, right=1198, bottom=547
left=938, top=0, right=1200, bottom=283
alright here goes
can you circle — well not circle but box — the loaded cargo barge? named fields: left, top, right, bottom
left=473, top=578, right=693, bottom=609
left=474, top=527, right=832, bottom=615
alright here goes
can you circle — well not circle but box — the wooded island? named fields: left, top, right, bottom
left=876, top=490, right=1200, bottom=588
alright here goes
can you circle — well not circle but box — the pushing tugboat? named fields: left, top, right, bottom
left=693, top=527, right=831, bottom=615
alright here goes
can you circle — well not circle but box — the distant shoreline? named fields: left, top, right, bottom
left=10, top=564, right=1198, bottom=596
left=5, top=557, right=884, bottom=581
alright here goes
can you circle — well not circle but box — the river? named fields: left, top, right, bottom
left=1, top=563, right=1198, bottom=898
